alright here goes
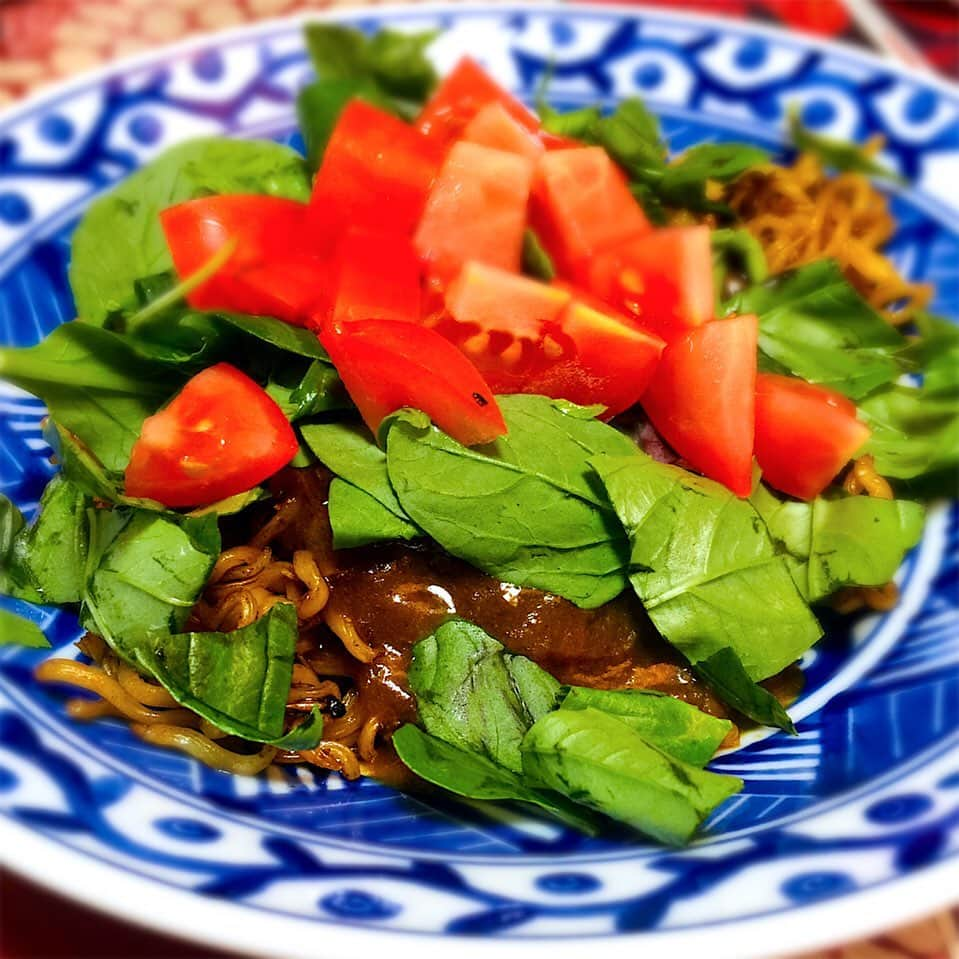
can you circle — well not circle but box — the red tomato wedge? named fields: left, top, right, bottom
left=462, top=102, right=545, bottom=161
left=125, top=363, right=298, bottom=508
left=529, top=146, right=652, bottom=278
left=440, top=262, right=664, bottom=415
left=641, top=314, right=759, bottom=497
left=583, top=225, right=714, bottom=341
left=318, top=319, right=506, bottom=447
left=160, top=195, right=326, bottom=326
left=328, top=228, right=422, bottom=325
left=755, top=373, right=871, bottom=500
left=308, top=99, right=439, bottom=249
left=415, top=141, right=535, bottom=280
left=416, top=57, right=538, bottom=148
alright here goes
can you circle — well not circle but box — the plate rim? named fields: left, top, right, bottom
left=0, top=3, right=957, bottom=956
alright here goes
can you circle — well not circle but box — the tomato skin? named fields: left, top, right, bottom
left=308, top=99, right=440, bottom=249
left=583, top=225, right=714, bottom=341
left=755, top=373, right=871, bottom=500
left=415, top=141, right=535, bottom=280
left=327, top=228, right=422, bottom=325
left=160, top=195, right=326, bottom=326
left=318, top=319, right=506, bottom=447
left=124, top=363, right=298, bottom=508
left=529, top=147, right=651, bottom=278
left=641, top=314, right=758, bottom=497
left=416, top=57, right=538, bottom=148
left=462, top=102, right=545, bottom=161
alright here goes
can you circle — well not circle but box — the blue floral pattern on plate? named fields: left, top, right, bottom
left=0, top=6, right=956, bottom=957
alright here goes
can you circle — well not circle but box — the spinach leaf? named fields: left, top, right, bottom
left=752, top=484, right=925, bottom=602
left=327, top=480, right=420, bottom=550
left=907, top=312, right=959, bottom=397
left=692, top=648, right=796, bottom=734
left=725, top=261, right=909, bottom=400
left=0, top=609, right=50, bottom=649
left=659, top=142, right=769, bottom=213
left=140, top=603, right=323, bottom=748
left=386, top=397, right=635, bottom=608
left=408, top=620, right=560, bottom=774
left=522, top=229, right=556, bottom=281
left=0, top=496, right=26, bottom=594
left=5, top=476, right=91, bottom=604
left=0, top=321, right=179, bottom=471
left=521, top=707, right=743, bottom=845
left=558, top=687, right=732, bottom=766
left=82, top=510, right=220, bottom=663
left=266, top=357, right=346, bottom=422
left=392, top=724, right=600, bottom=835
left=592, top=452, right=822, bottom=681
left=218, top=314, right=330, bottom=360
left=711, top=228, right=767, bottom=300
left=186, top=488, right=269, bottom=519
left=70, top=138, right=310, bottom=324
left=789, top=108, right=902, bottom=182
left=301, top=421, right=419, bottom=547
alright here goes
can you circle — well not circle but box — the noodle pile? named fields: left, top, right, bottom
left=727, top=146, right=931, bottom=323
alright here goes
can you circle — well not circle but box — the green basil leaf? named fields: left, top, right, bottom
left=789, top=109, right=903, bottom=182
left=392, top=724, right=601, bottom=835
left=408, top=620, right=560, bottom=774
left=725, top=261, right=909, bottom=400
left=522, top=229, right=556, bottom=281
left=70, top=138, right=310, bottom=324
left=82, top=511, right=220, bottom=663
left=0, top=322, right=180, bottom=471
left=140, top=603, right=323, bottom=748
left=521, top=707, right=743, bottom=845
left=0, top=608, right=50, bottom=649
left=591, top=453, right=822, bottom=681
left=752, top=484, right=925, bottom=602
left=558, top=687, right=732, bottom=767
left=386, top=396, right=635, bottom=608
left=327, top=480, right=420, bottom=550
left=692, top=647, right=796, bottom=734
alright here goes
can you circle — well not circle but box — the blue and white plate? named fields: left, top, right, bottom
left=0, top=5, right=957, bottom=957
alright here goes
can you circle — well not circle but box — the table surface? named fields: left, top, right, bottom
left=0, top=0, right=957, bottom=956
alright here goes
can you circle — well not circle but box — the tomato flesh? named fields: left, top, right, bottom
left=529, top=146, right=651, bottom=278
left=755, top=373, right=871, bottom=500
left=583, top=225, right=714, bottom=341
left=318, top=319, right=506, bottom=446
left=416, top=57, right=538, bottom=148
left=462, top=102, right=545, bottom=161
left=415, top=141, right=535, bottom=280
left=160, top=195, right=325, bottom=326
left=125, top=363, right=298, bottom=508
left=308, top=99, right=439, bottom=249
left=328, top=228, right=422, bottom=325
left=641, top=314, right=758, bottom=497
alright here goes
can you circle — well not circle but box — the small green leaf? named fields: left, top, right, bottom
left=0, top=608, right=50, bottom=649
left=327, top=480, right=420, bottom=550
left=522, top=229, right=556, bottom=281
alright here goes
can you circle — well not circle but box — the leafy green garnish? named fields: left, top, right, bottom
left=70, top=138, right=311, bottom=324
left=726, top=260, right=909, bottom=400
left=0, top=496, right=26, bottom=594
left=265, top=357, right=346, bottom=422
left=752, top=484, right=925, bottom=602
left=659, top=142, right=770, bottom=213
left=218, top=313, right=330, bottom=360
left=521, top=707, right=743, bottom=845
left=788, top=107, right=902, bottom=182
left=692, top=648, right=796, bottom=734
left=522, top=229, right=556, bottom=281
left=0, top=608, right=50, bottom=649
left=326, top=480, right=420, bottom=550
left=592, top=452, right=822, bottom=681
left=558, top=687, right=732, bottom=766
left=711, top=227, right=768, bottom=300
left=386, top=397, right=635, bottom=608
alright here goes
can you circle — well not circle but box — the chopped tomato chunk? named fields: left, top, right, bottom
left=318, top=318, right=506, bottom=446
left=583, top=225, right=714, bottom=341
left=125, top=363, right=298, bottom=508
left=327, top=228, right=422, bottom=325
left=755, top=373, right=871, bottom=500
left=529, top=146, right=652, bottom=278
left=416, top=57, right=538, bottom=148
left=462, top=102, right=545, bottom=161
left=414, top=141, right=534, bottom=280
left=308, top=99, right=439, bottom=249
left=160, top=195, right=325, bottom=326
left=641, top=314, right=758, bottom=497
